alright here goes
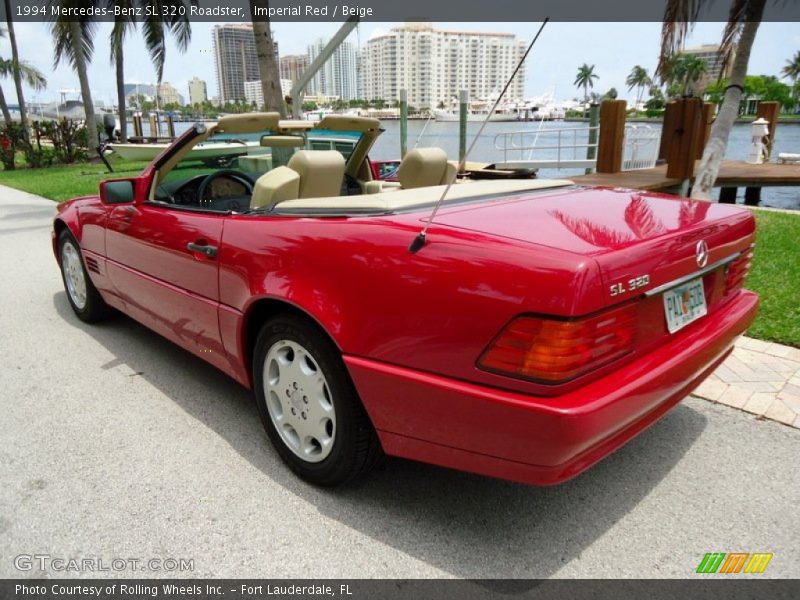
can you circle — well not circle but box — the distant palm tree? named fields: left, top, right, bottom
left=574, top=63, right=599, bottom=105
left=109, top=1, right=195, bottom=142
left=250, top=1, right=286, bottom=116
left=0, top=58, right=47, bottom=125
left=626, top=65, right=653, bottom=109
left=668, top=54, right=707, bottom=96
left=781, top=50, right=800, bottom=105
left=659, top=0, right=767, bottom=200
left=50, top=14, right=98, bottom=147
left=0, top=28, right=47, bottom=125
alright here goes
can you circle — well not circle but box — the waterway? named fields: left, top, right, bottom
left=153, top=119, right=800, bottom=210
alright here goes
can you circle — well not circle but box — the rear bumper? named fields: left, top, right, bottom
left=345, top=290, right=759, bottom=485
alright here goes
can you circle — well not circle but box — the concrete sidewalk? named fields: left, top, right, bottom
left=694, top=336, right=800, bottom=429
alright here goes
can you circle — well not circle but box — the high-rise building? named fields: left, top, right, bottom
left=157, top=82, right=183, bottom=106
left=244, top=79, right=293, bottom=109
left=280, top=54, right=309, bottom=86
left=188, top=77, right=208, bottom=105
left=213, top=24, right=279, bottom=103
left=306, top=38, right=360, bottom=102
left=683, top=44, right=733, bottom=82
left=362, top=23, right=526, bottom=109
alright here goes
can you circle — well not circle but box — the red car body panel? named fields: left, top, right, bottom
left=53, top=166, right=759, bottom=485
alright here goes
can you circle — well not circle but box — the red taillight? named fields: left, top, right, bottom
left=725, top=245, right=754, bottom=294
left=478, top=304, right=638, bottom=383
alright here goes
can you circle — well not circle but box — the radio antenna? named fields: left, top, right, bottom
left=408, top=18, right=549, bottom=254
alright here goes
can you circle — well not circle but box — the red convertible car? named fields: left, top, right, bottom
left=53, top=113, right=758, bottom=486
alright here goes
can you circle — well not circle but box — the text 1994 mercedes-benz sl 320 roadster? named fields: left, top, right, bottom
left=53, top=112, right=758, bottom=486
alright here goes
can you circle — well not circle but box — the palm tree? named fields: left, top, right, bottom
left=626, top=65, right=653, bottom=109
left=781, top=50, right=800, bottom=107
left=668, top=54, right=707, bottom=96
left=4, top=0, right=31, bottom=137
left=659, top=0, right=767, bottom=200
left=250, top=1, right=286, bottom=116
left=50, top=13, right=98, bottom=148
left=109, top=1, right=195, bottom=142
left=0, top=56, right=47, bottom=125
left=574, top=63, right=599, bottom=105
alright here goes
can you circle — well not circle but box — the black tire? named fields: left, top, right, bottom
left=253, top=314, right=382, bottom=486
left=57, top=229, right=110, bottom=323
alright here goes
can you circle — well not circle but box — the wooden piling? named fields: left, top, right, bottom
left=658, top=101, right=678, bottom=161
left=665, top=97, right=703, bottom=181
left=166, top=114, right=175, bottom=139
left=596, top=100, right=627, bottom=174
left=132, top=115, right=142, bottom=138
left=148, top=114, right=157, bottom=140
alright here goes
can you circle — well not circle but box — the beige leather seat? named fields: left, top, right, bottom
left=287, top=150, right=346, bottom=198
left=250, top=166, right=300, bottom=210
left=397, top=147, right=450, bottom=189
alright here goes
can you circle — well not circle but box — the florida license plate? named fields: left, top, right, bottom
left=663, top=278, right=707, bottom=333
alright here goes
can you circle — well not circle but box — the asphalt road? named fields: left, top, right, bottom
left=1, top=186, right=798, bottom=579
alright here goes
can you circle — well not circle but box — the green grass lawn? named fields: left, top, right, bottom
left=0, top=156, right=149, bottom=202
left=747, top=209, right=800, bottom=348
left=0, top=160, right=797, bottom=347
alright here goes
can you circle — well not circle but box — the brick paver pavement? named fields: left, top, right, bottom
left=693, top=336, right=800, bottom=429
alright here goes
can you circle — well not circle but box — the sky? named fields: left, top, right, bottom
left=1, top=20, right=798, bottom=107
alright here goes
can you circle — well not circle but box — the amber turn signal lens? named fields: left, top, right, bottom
left=478, top=305, right=638, bottom=383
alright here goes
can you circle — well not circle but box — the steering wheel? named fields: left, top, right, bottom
left=196, top=170, right=255, bottom=206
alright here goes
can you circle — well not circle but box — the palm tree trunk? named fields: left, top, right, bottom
left=70, top=20, right=98, bottom=149
left=115, top=46, right=127, bottom=142
left=0, top=84, right=12, bottom=124
left=690, top=7, right=764, bottom=200
left=5, top=0, right=28, bottom=138
left=251, top=2, right=286, bottom=117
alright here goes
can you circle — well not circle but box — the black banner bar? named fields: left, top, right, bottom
left=2, top=580, right=800, bottom=600
left=1, top=0, right=799, bottom=23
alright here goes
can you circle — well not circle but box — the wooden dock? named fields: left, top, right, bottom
left=571, top=160, right=800, bottom=193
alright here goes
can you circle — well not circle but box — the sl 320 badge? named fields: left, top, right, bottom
left=609, top=274, right=651, bottom=297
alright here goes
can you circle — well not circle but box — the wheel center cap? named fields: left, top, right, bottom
left=288, top=386, right=304, bottom=412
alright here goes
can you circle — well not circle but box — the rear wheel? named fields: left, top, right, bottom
left=58, top=230, right=109, bottom=323
left=253, top=315, right=381, bottom=485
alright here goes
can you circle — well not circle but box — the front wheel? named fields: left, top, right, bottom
left=58, top=230, right=110, bottom=323
left=253, top=315, right=382, bottom=486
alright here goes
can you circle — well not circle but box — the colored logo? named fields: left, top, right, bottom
left=696, top=552, right=773, bottom=574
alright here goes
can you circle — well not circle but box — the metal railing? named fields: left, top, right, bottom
left=493, top=125, right=599, bottom=170
left=493, top=123, right=661, bottom=171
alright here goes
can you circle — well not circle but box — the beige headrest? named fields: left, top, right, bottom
left=251, top=166, right=300, bottom=210
left=397, top=147, right=449, bottom=189
left=287, top=150, right=345, bottom=199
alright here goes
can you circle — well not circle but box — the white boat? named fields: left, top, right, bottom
left=109, top=140, right=264, bottom=162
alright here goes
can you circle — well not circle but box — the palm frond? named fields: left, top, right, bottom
left=49, top=7, right=96, bottom=70
left=109, top=0, right=137, bottom=64
left=657, top=0, right=704, bottom=82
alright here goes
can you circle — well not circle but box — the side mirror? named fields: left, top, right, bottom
left=100, top=179, right=135, bottom=204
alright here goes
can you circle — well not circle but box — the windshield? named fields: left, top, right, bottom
left=154, top=128, right=364, bottom=209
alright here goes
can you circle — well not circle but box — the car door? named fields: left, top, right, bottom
left=105, top=202, right=229, bottom=371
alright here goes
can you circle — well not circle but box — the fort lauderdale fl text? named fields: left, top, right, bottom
left=16, top=583, right=354, bottom=597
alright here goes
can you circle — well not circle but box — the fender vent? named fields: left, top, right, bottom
left=84, top=256, right=101, bottom=274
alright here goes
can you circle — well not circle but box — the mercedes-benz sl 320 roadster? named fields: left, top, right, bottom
left=53, top=113, right=758, bottom=486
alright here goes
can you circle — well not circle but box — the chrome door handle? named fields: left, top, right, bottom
left=186, top=242, right=218, bottom=258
